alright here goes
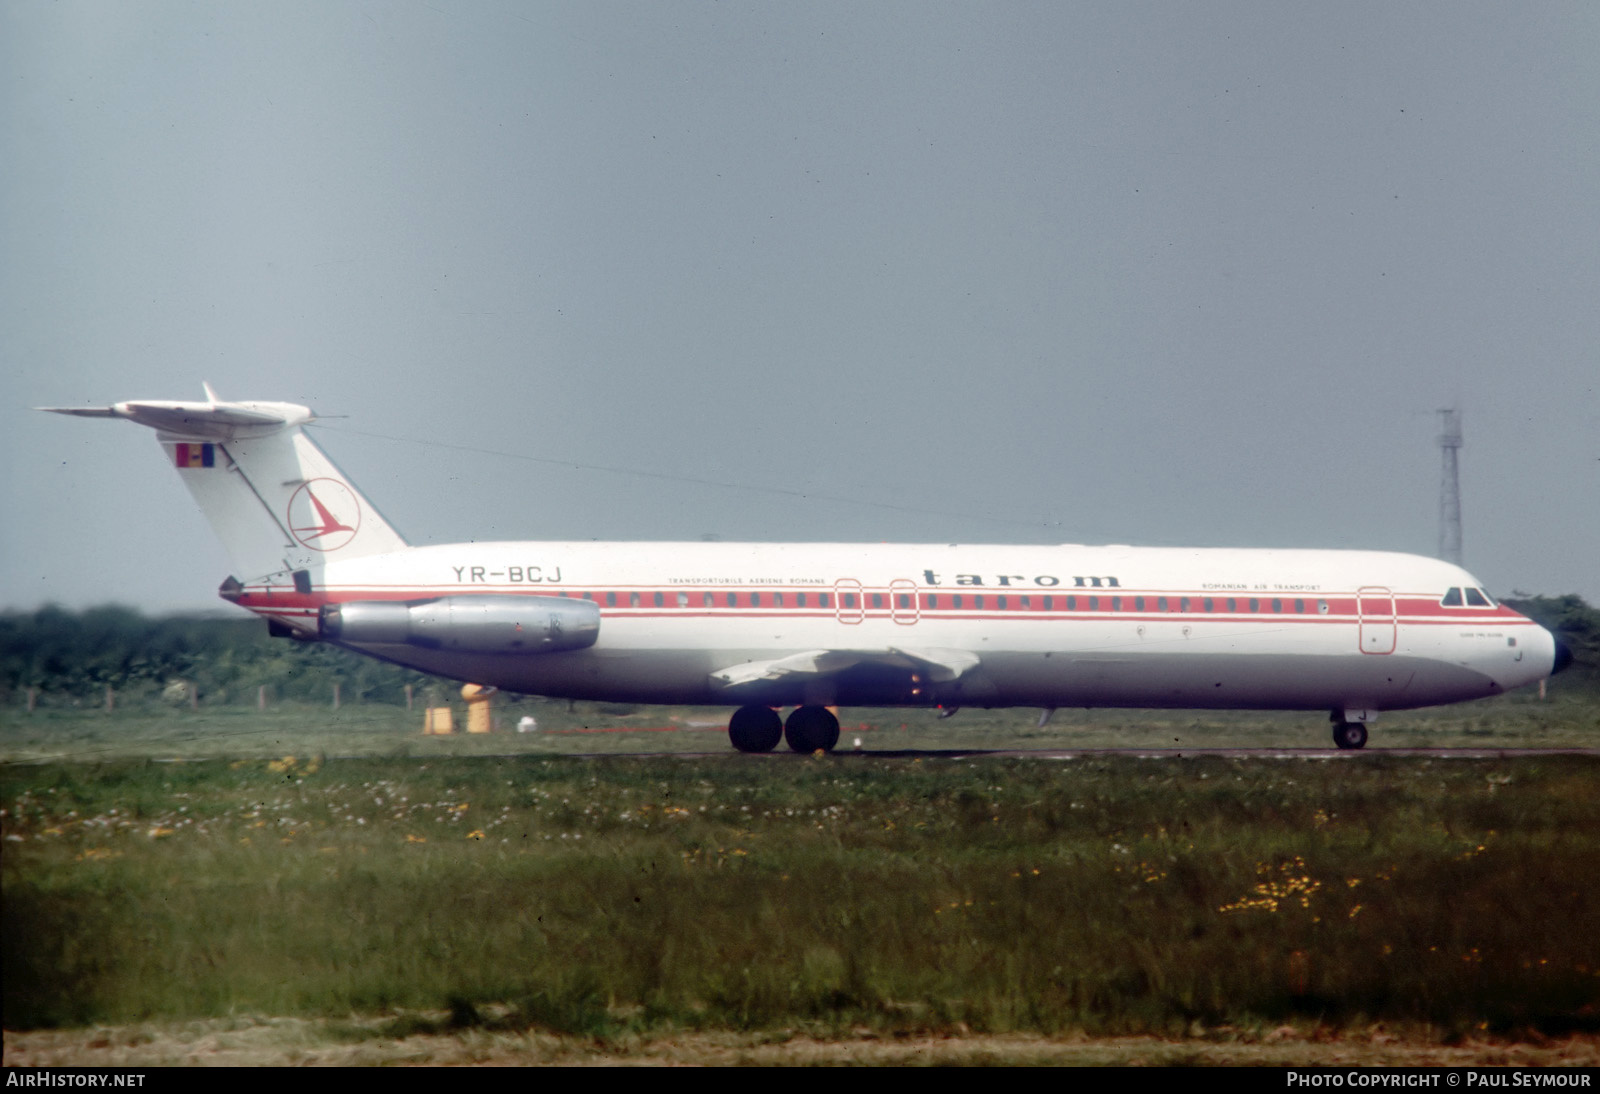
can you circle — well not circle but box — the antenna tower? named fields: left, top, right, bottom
left=1437, top=407, right=1463, bottom=565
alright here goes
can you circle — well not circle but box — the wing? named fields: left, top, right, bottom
left=710, top=646, right=980, bottom=690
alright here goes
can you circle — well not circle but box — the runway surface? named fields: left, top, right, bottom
left=475, top=746, right=1600, bottom=761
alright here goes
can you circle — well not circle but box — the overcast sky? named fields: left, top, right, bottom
left=3, top=0, right=1596, bottom=613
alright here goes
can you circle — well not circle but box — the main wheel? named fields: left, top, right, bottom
left=728, top=705, right=783, bottom=753
left=784, top=705, right=840, bottom=753
left=1332, top=720, right=1369, bottom=750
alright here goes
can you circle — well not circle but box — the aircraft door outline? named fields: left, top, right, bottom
left=890, top=578, right=920, bottom=625
left=1357, top=586, right=1397, bottom=654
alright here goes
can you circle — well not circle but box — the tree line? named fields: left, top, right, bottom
left=2, top=596, right=1594, bottom=710
left=1503, top=595, right=1600, bottom=669
left=0, top=605, right=436, bottom=709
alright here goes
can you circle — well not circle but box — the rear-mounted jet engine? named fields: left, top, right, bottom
left=320, top=595, right=600, bottom=654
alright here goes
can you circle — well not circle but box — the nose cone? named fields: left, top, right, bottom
left=1551, top=638, right=1574, bottom=675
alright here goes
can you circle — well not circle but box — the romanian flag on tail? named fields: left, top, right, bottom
left=174, top=442, right=215, bottom=468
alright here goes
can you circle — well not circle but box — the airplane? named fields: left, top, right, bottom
left=41, top=386, right=1573, bottom=752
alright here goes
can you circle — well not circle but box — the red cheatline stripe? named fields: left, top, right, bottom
left=238, top=586, right=1535, bottom=626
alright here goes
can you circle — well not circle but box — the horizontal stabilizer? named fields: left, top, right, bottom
left=39, top=388, right=311, bottom=440
left=41, top=384, right=405, bottom=580
left=35, top=406, right=122, bottom=418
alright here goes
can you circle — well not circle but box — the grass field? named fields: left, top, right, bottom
left=2, top=664, right=1597, bottom=762
left=4, top=681, right=1598, bottom=1064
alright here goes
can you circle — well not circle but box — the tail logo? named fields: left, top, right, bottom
left=287, top=479, right=362, bottom=552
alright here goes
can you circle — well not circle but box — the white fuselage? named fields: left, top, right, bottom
left=233, top=541, right=1558, bottom=715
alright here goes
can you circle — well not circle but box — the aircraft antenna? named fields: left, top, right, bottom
left=1436, top=406, right=1464, bottom=566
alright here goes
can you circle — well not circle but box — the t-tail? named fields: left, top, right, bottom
left=39, top=385, right=408, bottom=585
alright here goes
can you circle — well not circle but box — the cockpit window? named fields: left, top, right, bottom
left=1441, top=587, right=1464, bottom=607
left=1465, top=587, right=1492, bottom=607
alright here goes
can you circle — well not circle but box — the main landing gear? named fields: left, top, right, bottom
left=727, top=704, right=841, bottom=754
left=728, top=705, right=783, bottom=753
left=783, top=705, right=840, bottom=753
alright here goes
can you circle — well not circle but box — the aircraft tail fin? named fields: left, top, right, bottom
left=40, top=386, right=408, bottom=581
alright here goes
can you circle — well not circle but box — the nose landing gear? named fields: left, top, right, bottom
left=1331, top=718, right=1369, bottom=750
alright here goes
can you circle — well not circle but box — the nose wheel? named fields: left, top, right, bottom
left=1332, top=720, right=1369, bottom=750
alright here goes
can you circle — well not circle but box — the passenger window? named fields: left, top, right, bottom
left=818, top=594, right=830, bottom=609
left=606, top=592, right=617, bottom=607
left=897, top=594, right=910, bottom=609
left=1089, top=596, right=1099, bottom=610
left=1021, top=596, right=1032, bottom=609
left=1318, top=599, right=1329, bottom=615
left=726, top=592, right=737, bottom=607
left=871, top=593, right=883, bottom=609
left=703, top=592, right=713, bottom=607
left=997, top=595, right=1008, bottom=609
left=1272, top=598, right=1282, bottom=613
left=677, top=592, right=688, bottom=607
left=1111, top=597, right=1122, bottom=611
left=1249, top=598, right=1259, bottom=613
left=775, top=592, right=785, bottom=607
left=926, top=594, right=938, bottom=609
left=974, top=595, right=985, bottom=609
left=653, top=592, right=664, bottom=607
left=953, top=595, right=964, bottom=609
left=629, top=592, right=641, bottom=608
left=1135, top=596, right=1145, bottom=611
left=1227, top=598, right=1237, bottom=613
left=797, top=593, right=808, bottom=608
left=1043, top=596, right=1053, bottom=611
left=1295, top=598, right=1305, bottom=613
left=1066, top=595, right=1077, bottom=610
left=843, top=593, right=857, bottom=608
left=1203, top=598, right=1214, bottom=612
left=1159, top=597, right=1169, bottom=612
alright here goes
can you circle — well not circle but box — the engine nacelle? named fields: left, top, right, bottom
left=320, top=595, right=600, bottom=654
